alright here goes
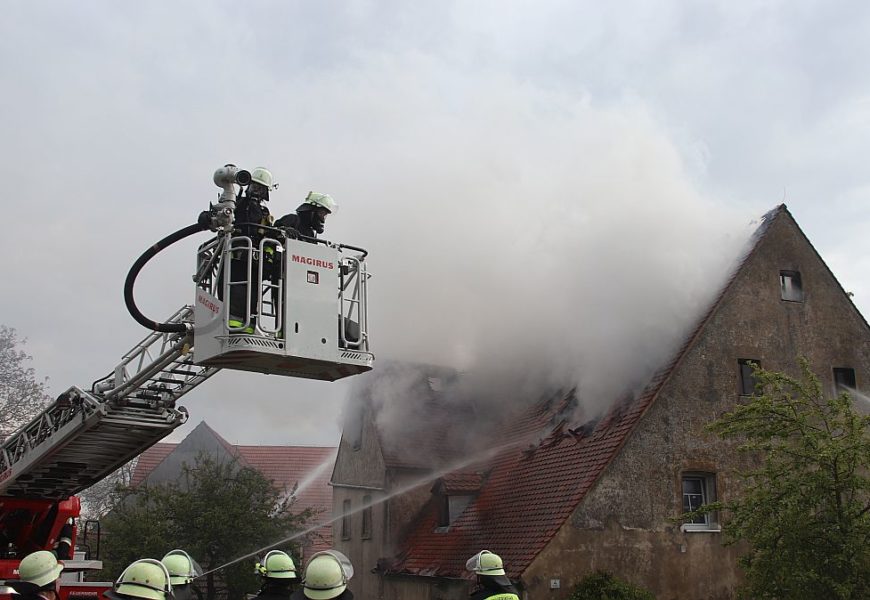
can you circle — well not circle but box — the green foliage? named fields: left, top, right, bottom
left=569, top=570, right=655, bottom=600
left=699, top=359, right=870, bottom=600
left=102, top=452, right=314, bottom=600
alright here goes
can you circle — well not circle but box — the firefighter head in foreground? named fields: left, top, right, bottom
left=466, top=550, right=519, bottom=600
left=289, top=550, right=353, bottom=600
left=161, top=549, right=203, bottom=600
left=253, top=550, right=299, bottom=599
left=275, top=192, right=336, bottom=240
left=105, top=559, right=173, bottom=600
left=7, top=550, right=64, bottom=600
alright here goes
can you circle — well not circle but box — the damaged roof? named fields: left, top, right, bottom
left=383, top=205, right=798, bottom=579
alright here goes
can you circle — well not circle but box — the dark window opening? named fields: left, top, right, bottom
left=739, top=359, right=760, bottom=396
left=436, top=493, right=449, bottom=529
left=341, top=499, right=351, bottom=540
left=780, top=270, right=804, bottom=302
left=834, top=367, right=856, bottom=394
left=361, top=495, right=372, bottom=539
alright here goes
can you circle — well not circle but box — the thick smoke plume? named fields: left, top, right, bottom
left=330, top=58, right=755, bottom=456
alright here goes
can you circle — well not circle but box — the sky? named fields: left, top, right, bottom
left=1, top=1, right=869, bottom=447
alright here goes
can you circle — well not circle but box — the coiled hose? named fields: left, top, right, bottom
left=124, top=223, right=207, bottom=333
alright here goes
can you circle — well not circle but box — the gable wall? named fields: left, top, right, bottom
left=523, top=212, right=870, bottom=600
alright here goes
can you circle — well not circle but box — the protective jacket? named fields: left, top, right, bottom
left=254, top=581, right=295, bottom=600
left=469, top=577, right=519, bottom=600
left=234, top=195, right=273, bottom=235
left=274, top=212, right=317, bottom=240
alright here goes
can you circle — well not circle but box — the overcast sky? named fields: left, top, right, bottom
left=1, top=1, right=868, bottom=446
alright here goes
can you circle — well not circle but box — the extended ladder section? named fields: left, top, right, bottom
left=0, top=307, right=218, bottom=500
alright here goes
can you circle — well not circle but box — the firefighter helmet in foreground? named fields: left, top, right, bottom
left=13, top=550, right=63, bottom=589
left=106, top=559, right=173, bottom=600
left=300, top=550, right=354, bottom=599
left=466, top=550, right=505, bottom=576
left=161, top=549, right=202, bottom=585
left=256, top=550, right=297, bottom=579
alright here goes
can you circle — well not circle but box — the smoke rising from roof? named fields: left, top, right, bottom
left=334, top=57, right=755, bottom=453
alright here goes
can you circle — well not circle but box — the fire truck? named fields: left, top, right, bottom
left=0, top=165, right=373, bottom=599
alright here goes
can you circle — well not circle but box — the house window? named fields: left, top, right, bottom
left=361, top=495, right=372, bottom=539
left=780, top=270, right=804, bottom=302
left=341, top=499, right=351, bottom=540
left=738, top=359, right=760, bottom=396
left=834, top=367, right=856, bottom=394
left=681, top=473, right=718, bottom=531
left=436, top=493, right=450, bottom=529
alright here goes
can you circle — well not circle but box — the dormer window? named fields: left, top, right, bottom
left=432, top=474, right=481, bottom=531
left=780, top=270, right=804, bottom=302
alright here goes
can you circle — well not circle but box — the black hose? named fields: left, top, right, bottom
left=124, top=223, right=207, bottom=333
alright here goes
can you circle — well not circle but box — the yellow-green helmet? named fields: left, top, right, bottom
left=301, top=551, right=353, bottom=599
left=16, top=551, right=63, bottom=588
left=107, top=559, right=172, bottom=600
left=300, top=191, right=337, bottom=214
left=259, top=550, right=297, bottom=580
left=161, top=549, right=201, bottom=585
left=251, top=167, right=276, bottom=190
left=466, top=550, right=505, bottom=576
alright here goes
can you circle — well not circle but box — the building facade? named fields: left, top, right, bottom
left=332, top=205, right=870, bottom=600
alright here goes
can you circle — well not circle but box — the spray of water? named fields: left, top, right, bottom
left=845, top=386, right=870, bottom=409
left=276, top=450, right=338, bottom=507
left=196, top=437, right=529, bottom=579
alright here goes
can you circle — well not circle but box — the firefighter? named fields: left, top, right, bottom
left=289, top=550, right=354, bottom=600
left=104, top=559, right=173, bottom=600
left=54, top=518, right=74, bottom=560
left=465, top=550, right=519, bottom=600
left=227, top=167, right=278, bottom=333
left=275, top=192, right=336, bottom=241
left=161, top=549, right=203, bottom=600
left=7, top=550, right=64, bottom=600
left=253, top=550, right=299, bottom=600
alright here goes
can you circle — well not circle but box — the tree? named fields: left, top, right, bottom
left=102, top=452, right=315, bottom=600
left=78, top=459, right=138, bottom=520
left=691, top=359, right=870, bottom=600
left=569, top=570, right=655, bottom=600
left=0, top=325, right=51, bottom=441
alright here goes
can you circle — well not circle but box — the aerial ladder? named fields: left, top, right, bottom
left=0, top=165, right=373, bottom=592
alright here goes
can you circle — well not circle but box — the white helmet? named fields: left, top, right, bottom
left=466, top=550, right=505, bottom=576
left=301, top=551, right=353, bottom=599
left=257, top=550, right=297, bottom=580
left=107, top=559, right=173, bottom=600
left=301, top=191, right=337, bottom=214
left=14, top=551, right=63, bottom=589
left=251, top=167, right=277, bottom=190
left=161, top=549, right=202, bottom=585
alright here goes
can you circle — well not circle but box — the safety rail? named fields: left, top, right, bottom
left=195, top=229, right=370, bottom=350
left=0, top=306, right=218, bottom=500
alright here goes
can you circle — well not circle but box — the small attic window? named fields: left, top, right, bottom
left=738, top=359, right=760, bottom=396
left=435, top=491, right=474, bottom=531
left=833, top=367, right=856, bottom=394
left=780, top=270, right=803, bottom=302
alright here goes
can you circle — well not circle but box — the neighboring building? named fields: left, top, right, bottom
left=132, top=421, right=335, bottom=556
left=331, top=205, right=870, bottom=600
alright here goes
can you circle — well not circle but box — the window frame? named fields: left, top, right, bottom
left=361, top=495, right=372, bottom=540
left=680, top=472, right=719, bottom=532
left=341, top=498, right=351, bottom=540
left=780, top=270, right=804, bottom=302
left=833, top=367, right=857, bottom=395
left=738, top=359, right=761, bottom=396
